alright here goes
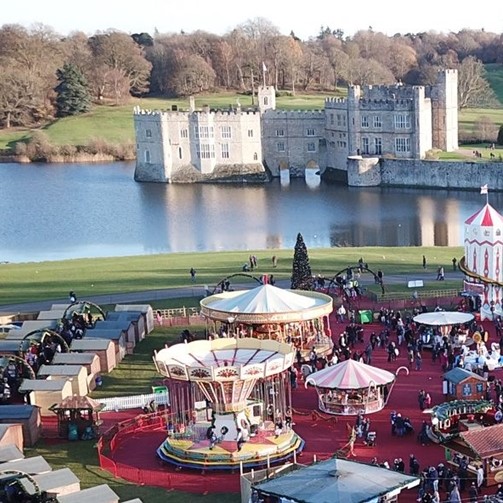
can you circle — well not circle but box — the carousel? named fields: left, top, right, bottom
left=153, top=337, right=303, bottom=470
left=200, top=283, right=334, bottom=361
left=305, top=359, right=398, bottom=415
left=413, top=311, right=475, bottom=348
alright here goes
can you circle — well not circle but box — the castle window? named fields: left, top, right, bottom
left=221, top=143, right=230, bottom=159
left=361, top=116, right=369, bottom=128
left=394, top=114, right=411, bottom=129
left=276, top=129, right=285, bottom=137
left=497, top=229, right=501, bottom=236
left=146, top=129, right=152, bottom=138
left=197, top=143, right=215, bottom=159
left=395, top=137, right=411, bottom=153
left=144, top=149, right=151, bottom=163
left=277, top=142, right=285, bottom=152
left=374, top=138, right=382, bottom=155
left=264, top=96, right=269, bottom=106
left=306, top=128, right=315, bottom=136
left=221, top=126, right=232, bottom=139
left=180, top=128, right=188, bottom=139
left=330, top=113, right=334, bottom=125
left=361, top=137, right=369, bottom=154
left=253, top=152, right=258, bottom=161
left=307, top=142, right=316, bottom=152
left=373, top=116, right=382, bottom=128
left=248, top=129, right=254, bottom=138
left=178, top=147, right=183, bottom=159
left=195, top=126, right=214, bottom=139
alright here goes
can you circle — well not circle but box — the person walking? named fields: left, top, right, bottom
left=422, top=255, right=427, bottom=269
left=190, top=267, right=196, bottom=282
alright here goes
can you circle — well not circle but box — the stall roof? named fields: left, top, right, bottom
left=94, top=320, right=132, bottom=330
left=33, top=468, right=80, bottom=492
left=57, top=483, right=119, bottom=503
left=252, top=458, right=419, bottom=503
left=38, top=364, right=86, bottom=377
left=8, top=320, right=58, bottom=337
left=71, top=339, right=114, bottom=351
left=461, top=423, right=503, bottom=458
left=37, top=309, right=66, bottom=320
left=1, top=455, right=52, bottom=475
left=0, top=444, right=24, bottom=462
left=444, top=367, right=486, bottom=384
left=83, top=329, right=125, bottom=340
left=52, top=353, right=98, bottom=365
left=0, top=404, right=38, bottom=420
left=115, top=304, right=151, bottom=313
left=18, top=379, right=69, bottom=392
left=0, top=340, right=23, bottom=352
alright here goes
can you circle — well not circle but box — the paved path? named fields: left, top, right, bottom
left=0, top=269, right=465, bottom=315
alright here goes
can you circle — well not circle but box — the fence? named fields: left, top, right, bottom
left=97, top=391, right=170, bottom=412
left=155, top=307, right=205, bottom=327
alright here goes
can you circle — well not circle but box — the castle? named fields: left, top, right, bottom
left=133, top=69, right=458, bottom=183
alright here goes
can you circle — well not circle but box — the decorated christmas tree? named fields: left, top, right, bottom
left=290, top=232, right=313, bottom=290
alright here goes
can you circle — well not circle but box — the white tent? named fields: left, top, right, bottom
left=413, top=311, right=474, bottom=326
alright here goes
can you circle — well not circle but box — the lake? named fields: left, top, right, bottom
left=0, top=161, right=495, bottom=263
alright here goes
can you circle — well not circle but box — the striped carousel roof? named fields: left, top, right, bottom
left=200, top=284, right=333, bottom=323
left=465, top=204, right=503, bottom=227
left=305, top=359, right=395, bottom=389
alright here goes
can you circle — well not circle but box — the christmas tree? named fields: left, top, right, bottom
left=290, top=233, right=313, bottom=290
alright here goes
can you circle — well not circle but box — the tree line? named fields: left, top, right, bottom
left=1, top=18, right=502, bottom=129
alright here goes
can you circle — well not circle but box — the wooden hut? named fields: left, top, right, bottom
left=57, top=484, right=120, bottom=503
left=49, top=395, right=103, bottom=440
left=0, top=443, right=24, bottom=462
left=18, top=379, right=73, bottom=415
left=52, top=352, right=101, bottom=391
left=115, top=304, right=154, bottom=335
left=107, top=311, right=146, bottom=343
left=37, top=309, right=66, bottom=320
left=93, top=319, right=135, bottom=353
left=0, top=424, right=23, bottom=451
left=0, top=405, right=42, bottom=447
left=443, top=368, right=487, bottom=401
left=38, top=364, right=89, bottom=396
left=70, top=339, right=116, bottom=373
left=83, top=328, right=127, bottom=361
left=33, top=468, right=81, bottom=498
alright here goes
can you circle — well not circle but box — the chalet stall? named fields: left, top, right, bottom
left=18, top=379, right=73, bottom=415
left=0, top=424, right=23, bottom=451
left=52, top=352, right=101, bottom=391
left=94, top=319, right=136, bottom=353
left=443, top=368, right=488, bottom=401
left=1, top=455, right=52, bottom=475
left=0, top=405, right=42, bottom=447
left=6, top=320, right=58, bottom=339
left=115, top=304, right=154, bottom=335
left=38, top=364, right=89, bottom=396
left=70, top=338, right=116, bottom=373
left=83, top=328, right=127, bottom=361
left=444, top=423, right=503, bottom=487
left=106, top=311, right=145, bottom=344
left=37, top=309, right=67, bottom=321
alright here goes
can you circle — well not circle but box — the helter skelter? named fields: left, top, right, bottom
left=153, top=337, right=303, bottom=470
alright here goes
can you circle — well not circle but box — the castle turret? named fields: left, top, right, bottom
left=258, top=86, right=276, bottom=113
left=431, top=69, right=458, bottom=152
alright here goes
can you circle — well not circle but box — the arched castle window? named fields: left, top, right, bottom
left=253, top=152, right=258, bottom=161
left=497, top=229, right=501, bottom=236
left=144, top=150, right=151, bottom=163
left=264, top=97, right=269, bottom=106
left=146, top=129, right=152, bottom=138
left=178, top=147, right=183, bottom=159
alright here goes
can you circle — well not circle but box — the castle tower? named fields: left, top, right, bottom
left=258, top=86, right=276, bottom=113
left=431, top=69, right=458, bottom=152
left=346, top=85, right=362, bottom=156
left=463, top=203, right=503, bottom=319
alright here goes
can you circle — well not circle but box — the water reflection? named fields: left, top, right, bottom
left=0, top=161, right=496, bottom=263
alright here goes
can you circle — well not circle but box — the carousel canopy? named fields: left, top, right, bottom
left=305, top=359, right=395, bottom=389
left=200, top=284, right=333, bottom=324
left=154, top=337, right=295, bottom=382
left=413, top=311, right=474, bottom=326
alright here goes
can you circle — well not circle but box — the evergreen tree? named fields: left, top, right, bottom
left=54, top=64, right=91, bottom=117
left=290, top=232, right=313, bottom=290
left=497, top=125, right=503, bottom=146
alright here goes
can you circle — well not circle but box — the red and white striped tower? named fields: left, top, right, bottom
left=463, top=186, right=503, bottom=319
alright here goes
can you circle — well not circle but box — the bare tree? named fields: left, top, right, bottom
left=458, top=56, right=498, bottom=108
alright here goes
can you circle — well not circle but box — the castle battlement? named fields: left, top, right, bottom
left=325, top=97, right=347, bottom=106
left=263, top=110, right=325, bottom=119
left=133, top=107, right=261, bottom=119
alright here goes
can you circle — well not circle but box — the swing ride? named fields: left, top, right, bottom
left=153, top=337, right=304, bottom=470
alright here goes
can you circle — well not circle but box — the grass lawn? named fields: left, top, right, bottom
left=0, top=246, right=465, bottom=306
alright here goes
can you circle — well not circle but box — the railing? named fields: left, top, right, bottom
left=155, top=307, right=205, bottom=327
left=378, top=288, right=459, bottom=301
left=96, top=391, right=170, bottom=412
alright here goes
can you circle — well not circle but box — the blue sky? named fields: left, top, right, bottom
left=2, top=0, right=502, bottom=39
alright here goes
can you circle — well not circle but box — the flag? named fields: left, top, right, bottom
left=480, top=184, right=488, bottom=195
left=262, top=61, right=267, bottom=73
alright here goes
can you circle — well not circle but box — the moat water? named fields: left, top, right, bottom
left=0, top=161, right=498, bottom=264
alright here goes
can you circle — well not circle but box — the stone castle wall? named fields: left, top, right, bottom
left=348, top=157, right=503, bottom=190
